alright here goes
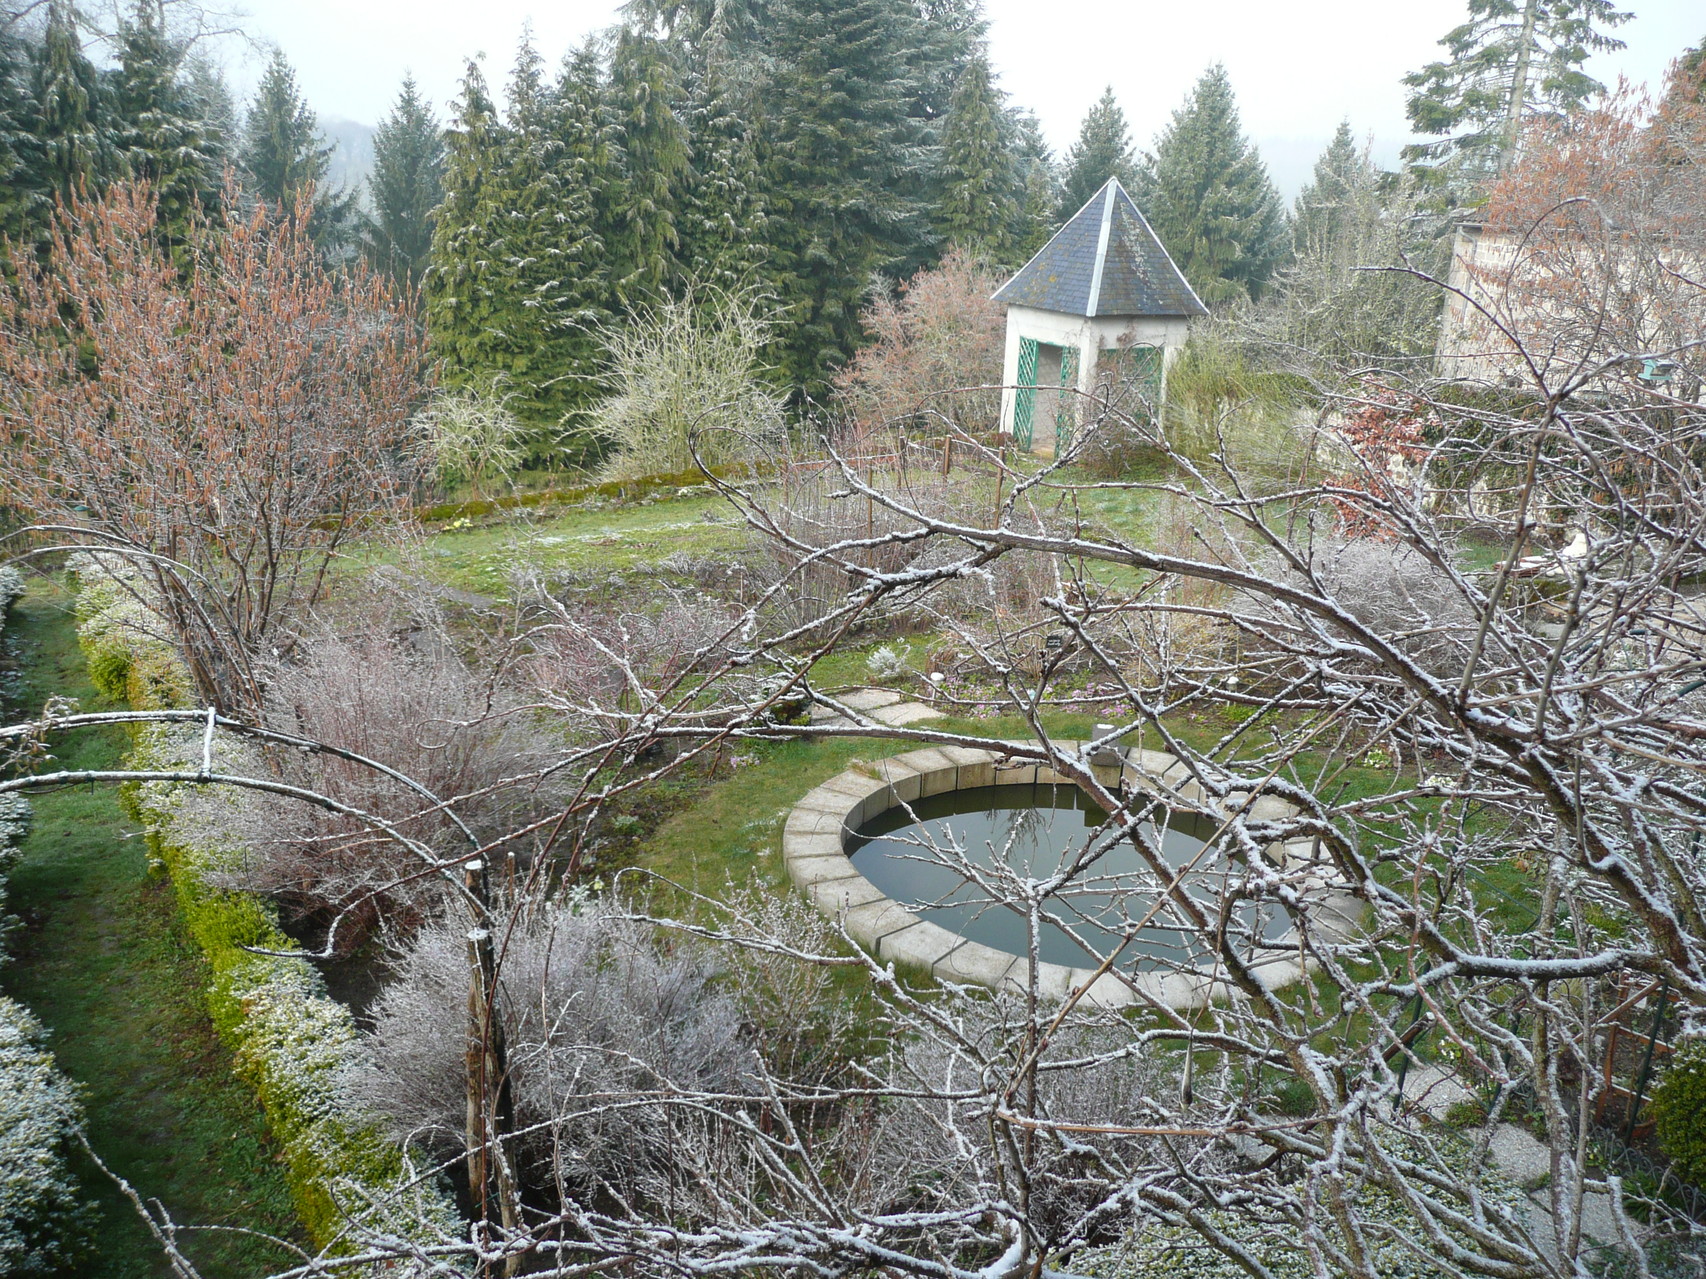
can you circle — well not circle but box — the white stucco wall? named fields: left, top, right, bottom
left=998, top=306, right=1191, bottom=441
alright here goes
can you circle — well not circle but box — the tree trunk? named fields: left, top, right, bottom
left=1500, top=0, right=1539, bottom=172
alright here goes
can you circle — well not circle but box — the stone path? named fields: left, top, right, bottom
left=1401, top=1065, right=1630, bottom=1249
left=809, top=685, right=943, bottom=728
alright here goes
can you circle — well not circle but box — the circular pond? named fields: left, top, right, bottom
left=846, top=782, right=1290, bottom=970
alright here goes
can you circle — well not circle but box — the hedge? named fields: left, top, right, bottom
left=70, top=559, right=459, bottom=1255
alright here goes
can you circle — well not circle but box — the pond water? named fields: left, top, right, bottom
left=846, top=783, right=1289, bottom=970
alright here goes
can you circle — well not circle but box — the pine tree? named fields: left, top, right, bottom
left=364, top=75, right=444, bottom=288
left=936, top=49, right=1015, bottom=255
left=1404, top=0, right=1633, bottom=178
left=1294, top=120, right=1360, bottom=254
left=755, top=0, right=929, bottom=397
left=606, top=30, right=690, bottom=303
left=1136, top=64, right=1287, bottom=305
left=1057, top=87, right=1134, bottom=220
left=112, top=1, right=220, bottom=241
left=30, top=1, right=109, bottom=204
left=239, top=51, right=357, bottom=249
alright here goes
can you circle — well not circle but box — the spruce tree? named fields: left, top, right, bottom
left=607, top=30, right=690, bottom=303
left=239, top=51, right=356, bottom=249
left=112, top=1, right=220, bottom=241
left=364, top=75, right=444, bottom=288
left=1057, top=87, right=1134, bottom=220
left=755, top=0, right=928, bottom=397
left=30, top=1, right=109, bottom=204
left=1294, top=120, right=1360, bottom=254
left=936, top=50, right=1015, bottom=256
left=1136, top=64, right=1287, bottom=305
left=1404, top=0, right=1632, bottom=178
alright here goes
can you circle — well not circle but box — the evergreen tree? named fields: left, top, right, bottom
left=1057, top=86, right=1134, bottom=220
left=1009, top=109, right=1056, bottom=260
left=555, top=43, right=627, bottom=309
left=0, top=24, right=42, bottom=239
left=606, top=30, right=690, bottom=303
left=1135, top=64, right=1287, bottom=305
left=1404, top=0, right=1632, bottom=178
left=364, top=74, right=443, bottom=288
left=935, top=49, right=1015, bottom=255
left=239, top=51, right=356, bottom=249
left=30, top=1, right=109, bottom=204
left=426, top=51, right=603, bottom=448
left=112, top=1, right=220, bottom=240
left=755, top=0, right=929, bottom=397
left=1294, top=119, right=1360, bottom=253
left=677, top=67, right=767, bottom=289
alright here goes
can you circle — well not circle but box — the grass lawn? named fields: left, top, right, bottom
left=394, top=492, right=750, bottom=600
left=0, top=581, right=301, bottom=1278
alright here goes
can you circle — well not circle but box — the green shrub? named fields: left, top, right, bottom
left=1654, top=1040, right=1706, bottom=1187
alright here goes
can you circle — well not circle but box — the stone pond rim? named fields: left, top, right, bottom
left=781, top=743, right=1365, bottom=1009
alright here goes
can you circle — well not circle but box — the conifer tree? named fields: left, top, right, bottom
left=1294, top=120, right=1360, bottom=253
left=1136, top=64, right=1287, bottom=305
left=0, top=25, right=42, bottom=239
left=555, top=43, right=627, bottom=310
left=677, top=68, right=767, bottom=290
left=1010, top=110, right=1056, bottom=260
left=1057, top=87, right=1134, bottom=220
left=364, top=74, right=443, bottom=288
left=755, top=0, right=928, bottom=397
left=30, top=1, right=109, bottom=204
left=426, top=50, right=603, bottom=449
left=1404, top=0, right=1632, bottom=178
left=936, top=50, right=1014, bottom=256
left=607, top=30, right=690, bottom=304
left=239, top=51, right=356, bottom=249
left=112, top=1, right=220, bottom=240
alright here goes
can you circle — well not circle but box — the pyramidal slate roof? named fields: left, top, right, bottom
left=992, top=178, right=1207, bottom=319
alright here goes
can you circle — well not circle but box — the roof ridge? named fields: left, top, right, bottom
left=1085, top=180, right=1119, bottom=317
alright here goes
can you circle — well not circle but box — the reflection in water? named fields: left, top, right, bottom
left=846, top=784, right=1288, bottom=970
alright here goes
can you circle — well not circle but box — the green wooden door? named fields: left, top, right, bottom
left=1013, top=337, right=1038, bottom=449
left=1055, top=347, right=1080, bottom=456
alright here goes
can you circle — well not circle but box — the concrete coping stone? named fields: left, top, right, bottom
left=781, top=743, right=1352, bottom=1008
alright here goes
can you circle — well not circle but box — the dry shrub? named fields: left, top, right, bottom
left=588, top=286, right=787, bottom=481
left=352, top=899, right=755, bottom=1202
left=198, top=620, right=567, bottom=946
left=834, top=247, right=1007, bottom=434
left=522, top=588, right=745, bottom=741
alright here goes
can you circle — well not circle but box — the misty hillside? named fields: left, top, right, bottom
left=322, top=116, right=377, bottom=206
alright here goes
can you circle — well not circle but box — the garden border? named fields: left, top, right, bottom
left=784, top=744, right=1364, bottom=1008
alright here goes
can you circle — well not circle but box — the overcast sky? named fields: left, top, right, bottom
left=222, top=0, right=1702, bottom=199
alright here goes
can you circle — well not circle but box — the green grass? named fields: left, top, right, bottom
left=395, top=492, right=749, bottom=599
left=0, top=582, right=302, bottom=1278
